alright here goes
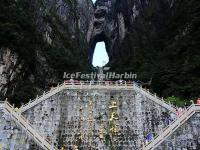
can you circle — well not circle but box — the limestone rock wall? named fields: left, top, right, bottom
left=27, top=0, right=94, bottom=45
left=0, top=0, right=94, bottom=101
left=86, top=0, right=177, bottom=66
left=0, top=47, right=53, bottom=102
left=0, top=48, right=21, bottom=98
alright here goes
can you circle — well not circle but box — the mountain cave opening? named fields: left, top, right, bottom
left=92, top=0, right=97, bottom=4
left=92, top=42, right=109, bottom=67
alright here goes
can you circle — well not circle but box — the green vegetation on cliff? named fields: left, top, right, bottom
left=0, top=0, right=41, bottom=64
left=0, top=0, right=199, bottom=105
left=113, top=0, right=200, bottom=100
left=0, top=0, right=88, bottom=104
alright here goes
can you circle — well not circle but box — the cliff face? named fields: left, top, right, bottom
left=0, top=47, right=53, bottom=105
left=0, top=49, right=20, bottom=97
left=87, top=0, right=128, bottom=64
left=0, top=0, right=94, bottom=104
left=88, top=0, right=200, bottom=100
left=0, top=0, right=199, bottom=103
left=112, top=0, right=200, bottom=100
left=87, top=0, right=175, bottom=64
left=27, top=0, right=94, bottom=45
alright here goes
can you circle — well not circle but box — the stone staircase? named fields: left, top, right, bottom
left=0, top=101, right=58, bottom=150
left=133, top=83, right=176, bottom=113
left=20, top=81, right=176, bottom=113
left=0, top=82, right=198, bottom=150
left=20, top=82, right=66, bottom=112
left=143, top=104, right=200, bottom=150
left=20, top=81, right=133, bottom=112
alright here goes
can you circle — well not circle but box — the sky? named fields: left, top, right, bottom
left=92, top=42, right=109, bottom=67
left=92, top=0, right=97, bottom=3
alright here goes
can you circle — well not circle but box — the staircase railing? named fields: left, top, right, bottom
left=2, top=101, right=58, bottom=150
left=143, top=104, right=200, bottom=150
left=20, top=81, right=132, bottom=112
left=20, top=82, right=66, bottom=112
left=133, top=83, right=176, bottom=113
left=20, top=81, right=176, bottom=113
